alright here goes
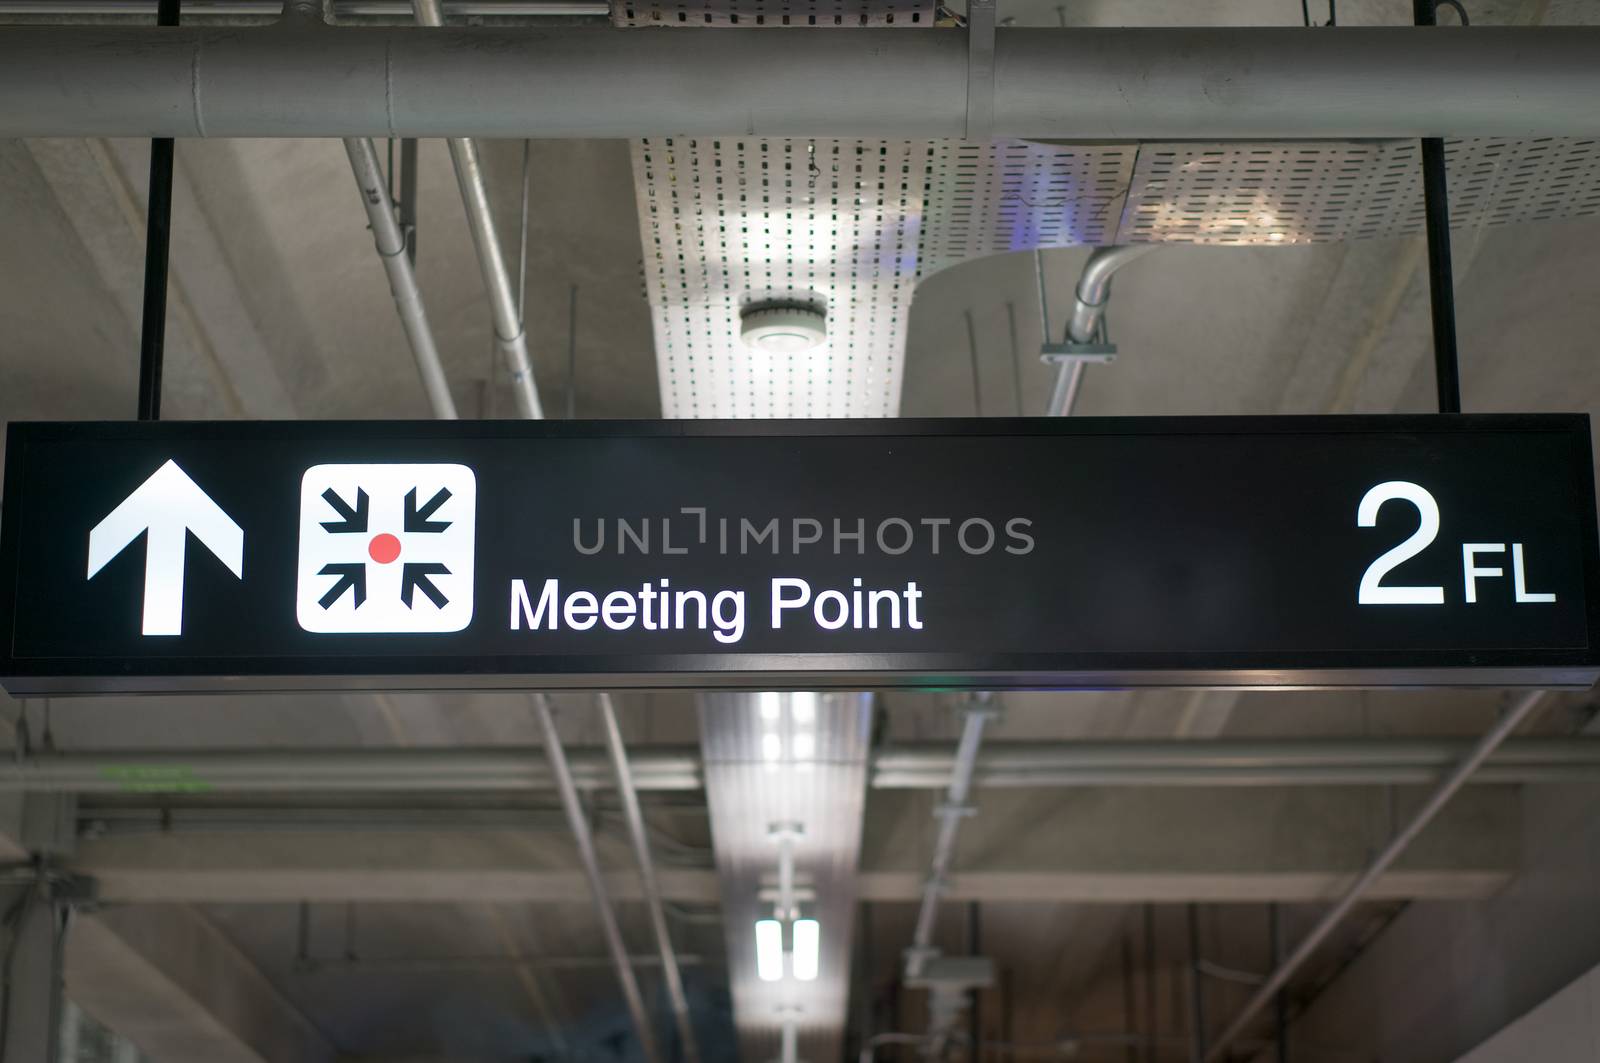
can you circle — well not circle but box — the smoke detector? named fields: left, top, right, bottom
left=740, top=304, right=827, bottom=354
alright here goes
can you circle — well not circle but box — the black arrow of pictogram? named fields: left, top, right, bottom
left=401, top=563, right=451, bottom=609
left=404, top=486, right=452, bottom=533
left=321, top=488, right=369, bottom=533
left=317, top=563, right=367, bottom=609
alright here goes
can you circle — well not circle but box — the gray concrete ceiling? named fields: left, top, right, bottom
left=2, top=1, right=1600, bottom=1062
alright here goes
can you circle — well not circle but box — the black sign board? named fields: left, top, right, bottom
left=2, top=416, right=1597, bottom=694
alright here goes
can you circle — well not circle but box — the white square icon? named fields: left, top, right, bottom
left=295, top=463, right=476, bottom=634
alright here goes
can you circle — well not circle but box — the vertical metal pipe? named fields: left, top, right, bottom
left=1203, top=691, right=1546, bottom=1062
left=534, top=694, right=663, bottom=1063
left=1067, top=246, right=1157, bottom=345
left=1046, top=245, right=1158, bottom=417
left=1414, top=0, right=1462, bottom=414
left=1045, top=361, right=1086, bottom=418
left=598, top=693, right=701, bottom=1063
left=343, top=137, right=459, bottom=419
left=412, top=0, right=545, bottom=421
left=1187, top=904, right=1206, bottom=1063
left=136, top=0, right=180, bottom=421
left=965, top=308, right=984, bottom=416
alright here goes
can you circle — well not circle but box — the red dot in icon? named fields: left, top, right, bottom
left=368, top=533, right=402, bottom=564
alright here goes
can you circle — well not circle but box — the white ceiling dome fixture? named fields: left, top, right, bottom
left=739, top=304, right=828, bottom=354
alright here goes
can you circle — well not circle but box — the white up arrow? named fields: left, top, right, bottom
left=86, top=459, right=244, bottom=636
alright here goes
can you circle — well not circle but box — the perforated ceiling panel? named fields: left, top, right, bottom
left=613, top=0, right=932, bottom=25
left=1115, top=138, right=1600, bottom=245
left=636, top=134, right=1600, bottom=416
left=635, top=137, right=923, bottom=418
left=917, top=140, right=1136, bottom=275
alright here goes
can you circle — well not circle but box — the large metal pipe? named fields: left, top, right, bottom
left=2, top=27, right=1599, bottom=139
left=413, top=0, right=544, bottom=420
left=0, top=1, right=608, bottom=13
left=599, top=694, right=701, bottom=1063
left=7, top=738, right=1600, bottom=793
left=533, top=694, right=664, bottom=1063
left=343, top=137, right=459, bottom=418
left=1201, top=691, right=1547, bottom=1063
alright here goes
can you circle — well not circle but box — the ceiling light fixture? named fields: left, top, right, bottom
left=792, top=918, right=820, bottom=982
left=740, top=304, right=828, bottom=354
left=755, top=919, right=785, bottom=982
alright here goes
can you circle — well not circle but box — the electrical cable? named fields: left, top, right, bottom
left=1300, top=0, right=1310, bottom=26
left=1436, top=0, right=1468, bottom=23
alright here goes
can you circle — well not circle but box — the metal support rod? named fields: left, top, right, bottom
left=1121, top=926, right=1138, bottom=1063
left=1004, top=301, right=1023, bottom=416
left=533, top=694, right=663, bottom=1063
left=1033, top=250, right=1052, bottom=347
left=1202, top=691, right=1546, bottom=1063
left=343, top=137, right=458, bottom=419
left=1186, top=904, right=1206, bottom=1063
left=598, top=693, right=701, bottom=1063
left=906, top=696, right=994, bottom=976
left=965, top=309, right=983, bottom=416
left=1414, top=0, right=1462, bottom=414
left=135, top=0, right=180, bottom=421
left=1270, top=904, right=1288, bottom=1063
left=398, top=137, right=418, bottom=265
left=968, top=901, right=982, bottom=1063
left=1143, top=904, right=1157, bottom=1063
left=8, top=27, right=1600, bottom=139
left=3, top=877, right=67, bottom=1062
left=413, top=0, right=544, bottom=420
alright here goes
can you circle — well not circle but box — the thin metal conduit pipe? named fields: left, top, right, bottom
left=1201, top=690, right=1547, bottom=1063
left=412, top=0, right=543, bottom=420
left=1046, top=245, right=1157, bottom=417
left=599, top=693, right=701, bottom=1063
left=343, top=137, right=458, bottom=418
left=8, top=738, right=1600, bottom=792
left=533, top=694, right=664, bottom=1063
left=905, top=695, right=994, bottom=978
